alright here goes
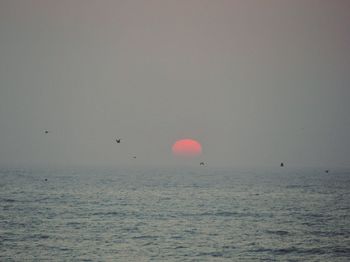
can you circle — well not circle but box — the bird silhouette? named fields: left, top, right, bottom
left=116, top=139, right=121, bottom=143
left=280, top=162, right=284, bottom=167
left=200, top=162, right=205, bottom=166
left=44, top=130, right=49, bottom=134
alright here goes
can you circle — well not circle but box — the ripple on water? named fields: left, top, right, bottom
left=0, top=167, right=349, bottom=261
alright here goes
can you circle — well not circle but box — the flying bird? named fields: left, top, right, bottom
left=280, top=162, right=284, bottom=167
left=116, top=139, right=121, bottom=143
left=44, top=130, right=49, bottom=134
left=200, top=162, right=205, bottom=166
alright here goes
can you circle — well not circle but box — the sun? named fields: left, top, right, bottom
left=172, top=139, right=202, bottom=157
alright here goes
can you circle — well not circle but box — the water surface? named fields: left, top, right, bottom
left=1, top=167, right=349, bottom=261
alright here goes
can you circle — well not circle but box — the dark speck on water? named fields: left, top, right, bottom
left=0, top=167, right=349, bottom=261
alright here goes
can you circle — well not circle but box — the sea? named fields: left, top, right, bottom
left=0, top=166, right=349, bottom=261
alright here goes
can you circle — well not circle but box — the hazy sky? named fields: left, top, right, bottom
left=1, top=0, right=349, bottom=168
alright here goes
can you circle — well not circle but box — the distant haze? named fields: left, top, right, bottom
left=0, top=0, right=349, bottom=168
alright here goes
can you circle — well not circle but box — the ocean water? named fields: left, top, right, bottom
left=0, top=167, right=349, bottom=261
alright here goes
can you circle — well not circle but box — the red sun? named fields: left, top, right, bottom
left=172, top=139, right=202, bottom=157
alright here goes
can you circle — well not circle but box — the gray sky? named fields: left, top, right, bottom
left=1, top=0, right=349, bottom=168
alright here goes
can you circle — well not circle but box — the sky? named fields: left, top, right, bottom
left=0, top=0, right=349, bottom=168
